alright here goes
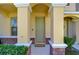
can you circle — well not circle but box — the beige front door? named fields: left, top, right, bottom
left=35, top=17, right=45, bottom=45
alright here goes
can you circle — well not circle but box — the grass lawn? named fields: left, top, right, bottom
left=65, top=48, right=79, bottom=55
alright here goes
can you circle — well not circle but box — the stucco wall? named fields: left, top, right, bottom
left=30, top=11, right=51, bottom=38
left=64, top=20, right=67, bottom=36
left=65, top=3, right=76, bottom=12
left=0, top=13, right=10, bottom=36
left=0, top=10, right=17, bottom=36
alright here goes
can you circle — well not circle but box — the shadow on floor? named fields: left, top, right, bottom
left=65, top=48, right=79, bottom=55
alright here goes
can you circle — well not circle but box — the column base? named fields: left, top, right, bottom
left=49, top=41, right=67, bottom=55
left=53, top=48, right=65, bottom=55
left=52, top=44, right=67, bottom=55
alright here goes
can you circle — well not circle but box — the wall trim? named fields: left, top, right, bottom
left=51, top=44, right=67, bottom=48
left=49, top=40, right=67, bottom=48
left=14, top=3, right=29, bottom=7
left=0, top=36, right=17, bottom=38
left=64, top=11, right=79, bottom=14
left=52, top=3, right=67, bottom=7
left=15, top=41, right=32, bottom=47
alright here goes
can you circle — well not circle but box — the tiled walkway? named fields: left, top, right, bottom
left=31, top=44, right=50, bottom=55
left=73, top=43, right=79, bottom=50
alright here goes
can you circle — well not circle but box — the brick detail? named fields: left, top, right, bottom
left=0, top=38, right=17, bottom=44
left=45, top=38, right=50, bottom=44
left=53, top=48, right=65, bottom=55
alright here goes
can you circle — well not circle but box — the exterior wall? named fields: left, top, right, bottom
left=76, top=3, right=79, bottom=11
left=0, top=7, right=17, bottom=36
left=46, top=12, right=51, bottom=38
left=68, top=20, right=73, bottom=37
left=0, top=14, right=11, bottom=36
left=65, top=3, right=76, bottom=12
left=64, top=20, right=67, bottom=36
left=71, top=21, right=76, bottom=37
left=68, top=20, right=76, bottom=37
left=76, top=21, right=79, bottom=43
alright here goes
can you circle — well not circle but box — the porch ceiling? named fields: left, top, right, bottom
left=30, top=3, right=51, bottom=8
left=0, top=3, right=17, bottom=14
left=32, top=3, right=49, bottom=13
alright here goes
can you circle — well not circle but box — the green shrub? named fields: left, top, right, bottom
left=0, top=45, right=28, bottom=55
left=64, top=37, right=75, bottom=48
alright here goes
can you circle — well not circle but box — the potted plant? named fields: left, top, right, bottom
left=64, top=37, right=75, bottom=51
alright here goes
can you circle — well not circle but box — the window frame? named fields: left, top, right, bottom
left=10, top=17, right=17, bottom=36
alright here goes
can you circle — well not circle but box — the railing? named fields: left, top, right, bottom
left=48, top=40, right=53, bottom=55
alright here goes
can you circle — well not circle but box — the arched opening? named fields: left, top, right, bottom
left=32, top=4, right=49, bottom=13
left=30, top=4, right=50, bottom=46
left=64, top=16, right=79, bottom=40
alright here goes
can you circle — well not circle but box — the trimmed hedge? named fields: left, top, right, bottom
left=0, top=45, right=28, bottom=55
left=64, top=37, right=75, bottom=48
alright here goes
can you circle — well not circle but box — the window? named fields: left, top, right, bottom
left=11, top=17, right=17, bottom=36
left=66, top=3, right=70, bottom=6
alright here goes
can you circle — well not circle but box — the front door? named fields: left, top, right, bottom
left=35, top=17, right=45, bottom=45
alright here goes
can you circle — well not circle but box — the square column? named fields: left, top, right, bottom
left=14, top=4, right=32, bottom=55
left=50, top=4, right=67, bottom=55
left=14, top=4, right=30, bottom=43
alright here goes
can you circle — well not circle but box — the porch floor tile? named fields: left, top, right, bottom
left=31, top=44, right=50, bottom=55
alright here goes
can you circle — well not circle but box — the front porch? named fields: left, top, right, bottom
left=1, top=3, right=79, bottom=55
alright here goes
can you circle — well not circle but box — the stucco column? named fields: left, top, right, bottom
left=50, top=4, right=67, bottom=55
left=14, top=4, right=30, bottom=43
left=14, top=4, right=32, bottom=55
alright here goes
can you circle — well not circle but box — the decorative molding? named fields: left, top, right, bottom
left=29, top=5, right=32, bottom=13
left=52, top=3, right=67, bottom=7
left=15, top=41, right=32, bottom=47
left=0, top=36, right=17, bottom=38
left=51, top=44, right=67, bottom=48
left=14, top=3, right=29, bottom=7
left=64, top=11, right=79, bottom=14
left=48, top=40, right=67, bottom=48
left=14, top=3, right=32, bottom=13
left=48, top=6, right=52, bottom=13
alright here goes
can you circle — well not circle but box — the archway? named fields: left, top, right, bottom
left=30, top=3, right=50, bottom=46
left=64, top=16, right=79, bottom=41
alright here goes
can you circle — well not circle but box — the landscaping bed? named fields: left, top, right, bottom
left=0, top=44, right=28, bottom=55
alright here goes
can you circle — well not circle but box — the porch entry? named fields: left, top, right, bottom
left=35, top=16, right=45, bottom=46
